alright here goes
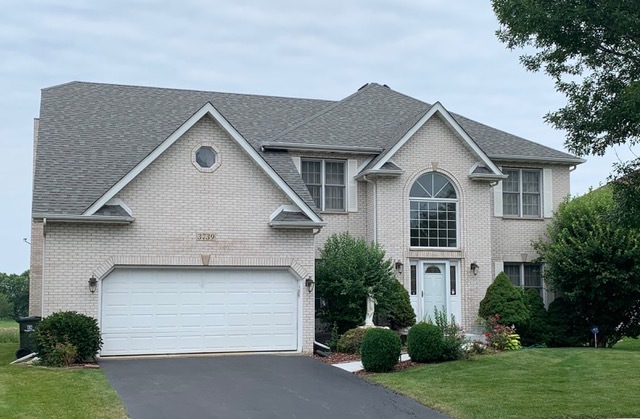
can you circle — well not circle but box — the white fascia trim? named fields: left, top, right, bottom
left=489, top=155, right=586, bottom=165
left=105, top=198, right=133, bottom=216
left=261, top=142, right=383, bottom=154
left=268, top=221, right=327, bottom=229
left=32, top=213, right=134, bottom=224
left=372, top=103, right=502, bottom=175
left=83, top=103, right=322, bottom=223
left=269, top=204, right=301, bottom=222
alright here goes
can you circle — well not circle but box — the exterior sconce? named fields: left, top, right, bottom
left=395, top=261, right=404, bottom=275
left=470, top=262, right=479, bottom=276
left=88, top=275, right=98, bottom=293
left=305, top=276, right=315, bottom=293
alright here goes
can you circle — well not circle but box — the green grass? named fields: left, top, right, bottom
left=0, top=343, right=128, bottom=418
left=0, top=320, right=18, bottom=344
left=369, top=339, right=640, bottom=418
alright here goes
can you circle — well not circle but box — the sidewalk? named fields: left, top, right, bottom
left=333, top=353, right=411, bottom=373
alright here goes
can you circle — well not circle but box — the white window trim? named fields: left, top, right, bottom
left=409, top=173, right=460, bottom=249
left=301, top=158, right=347, bottom=212
left=502, top=168, right=543, bottom=218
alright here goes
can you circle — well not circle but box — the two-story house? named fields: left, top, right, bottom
left=29, top=81, right=583, bottom=356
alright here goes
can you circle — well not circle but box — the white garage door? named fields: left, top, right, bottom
left=100, top=268, right=299, bottom=356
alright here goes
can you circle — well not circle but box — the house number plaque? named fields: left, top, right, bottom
left=196, top=233, right=215, bottom=241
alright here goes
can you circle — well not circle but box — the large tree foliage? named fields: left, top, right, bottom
left=316, top=232, right=397, bottom=334
left=0, top=270, right=29, bottom=319
left=492, top=0, right=640, bottom=223
left=534, top=188, right=640, bottom=347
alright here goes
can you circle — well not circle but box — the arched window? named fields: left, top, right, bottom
left=409, top=172, right=458, bottom=248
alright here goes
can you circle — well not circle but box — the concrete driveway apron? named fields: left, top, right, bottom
left=100, top=354, right=449, bottom=419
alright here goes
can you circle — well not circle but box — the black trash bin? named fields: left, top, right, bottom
left=15, top=316, right=41, bottom=359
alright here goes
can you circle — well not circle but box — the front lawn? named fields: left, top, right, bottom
left=369, top=339, right=640, bottom=418
left=0, top=343, right=127, bottom=418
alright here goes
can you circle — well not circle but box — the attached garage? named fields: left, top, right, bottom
left=100, top=267, right=300, bottom=356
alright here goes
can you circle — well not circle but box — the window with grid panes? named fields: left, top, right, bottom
left=502, top=168, right=542, bottom=217
left=504, top=262, right=543, bottom=297
left=301, top=159, right=346, bottom=211
left=409, top=173, right=458, bottom=248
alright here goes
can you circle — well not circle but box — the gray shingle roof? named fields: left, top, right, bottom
left=33, top=81, right=581, bottom=216
left=34, top=82, right=330, bottom=215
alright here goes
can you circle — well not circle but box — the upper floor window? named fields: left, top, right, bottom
left=504, top=262, right=543, bottom=298
left=409, top=172, right=458, bottom=248
left=503, top=168, right=541, bottom=217
left=301, top=159, right=346, bottom=211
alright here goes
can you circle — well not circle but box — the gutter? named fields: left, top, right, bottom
left=489, top=155, right=586, bottom=165
left=268, top=221, right=327, bottom=229
left=261, top=142, right=383, bottom=154
left=354, top=169, right=404, bottom=180
left=32, top=213, right=135, bottom=224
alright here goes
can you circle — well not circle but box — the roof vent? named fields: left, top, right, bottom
left=358, top=83, right=369, bottom=91
left=383, top=84, right=390, bottom=88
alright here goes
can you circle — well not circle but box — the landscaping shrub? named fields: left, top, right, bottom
left=433, top=308, right=467, bottom=361
left=46, top=342, right=78, bottom=367
left=407, top=322, right=444, bottom=363
left=546, top=297, right=590, bottom=347
left=0, top=293, right=14, bottom=320
left=518, top=289, right=550, bottom=346
left=336, top=327, right=367, bottom=354
left=316, top=232, right=396, bottom=334
left=360, top=328, right=402, bottom=373
left=379, top=279, right=416, bottom=331
left=34, top=311, right=102, bottom=366
left=483, top=314, right=521, bottom=351
left=478, top=272, right=530, bottom=327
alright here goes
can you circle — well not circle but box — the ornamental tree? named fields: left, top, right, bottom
left=533, top=187, right=640, bottom=347
left=316, top=232, right=397, bottom=334
left=478, top=272, right=530, bottom=327
left=492, top=0, right=640, bottom=223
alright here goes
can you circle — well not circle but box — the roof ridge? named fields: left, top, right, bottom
left=266, top=83, right=377, bottom=143
left=42, top=80, right=336, bottom=103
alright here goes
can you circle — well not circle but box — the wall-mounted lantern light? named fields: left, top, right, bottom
left=88, top=275, right=98, bottom=293
left=395, top=260, right=404, bottom=275
left=470, top=262, right=479, bottom=276
left=305, top=276, right=315, bottom=293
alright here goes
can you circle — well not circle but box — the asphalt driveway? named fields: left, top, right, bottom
left=100, top=354, right=448, bottom=419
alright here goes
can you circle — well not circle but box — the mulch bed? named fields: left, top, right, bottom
left=312, top=351, right=421, bottom=374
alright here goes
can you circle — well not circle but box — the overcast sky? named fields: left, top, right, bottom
left=1, top=0, right=636, bottom=274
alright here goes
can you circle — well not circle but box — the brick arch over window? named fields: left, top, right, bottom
left=409, top=172, right=458, bottom=248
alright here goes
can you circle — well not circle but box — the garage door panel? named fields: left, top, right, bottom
left=101, top=268, right=299, bottom=355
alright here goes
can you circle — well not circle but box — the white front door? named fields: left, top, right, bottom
left=419, top=260, right=462, bottom=324
left=422, top=262, right=447, bottom=322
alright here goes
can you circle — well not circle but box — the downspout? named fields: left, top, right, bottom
left=363, top=175, right=377, bottom=243
left=41, top=217, right=46, bottom=317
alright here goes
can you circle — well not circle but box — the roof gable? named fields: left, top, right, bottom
left=83, top=102, right=323, bottom=223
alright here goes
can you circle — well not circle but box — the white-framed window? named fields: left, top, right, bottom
left=502, top=168, right=542, bottom=217
left=504, top=262, right=543, bottom=297
left=301, top=159, right=346, bottom=211
left=409, top=172, right=458, bottom=248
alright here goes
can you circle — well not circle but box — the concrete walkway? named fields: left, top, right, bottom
left=333, top=353, right=411, bottom=372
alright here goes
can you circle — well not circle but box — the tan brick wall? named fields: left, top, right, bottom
left=37, top=116, right=316, bottom=353
left=28, top=221, right=43, bottom=316
left=373, top=115, right=495, bottom=330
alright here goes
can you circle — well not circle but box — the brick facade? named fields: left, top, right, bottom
left=30, top=116, right=317, bottom=353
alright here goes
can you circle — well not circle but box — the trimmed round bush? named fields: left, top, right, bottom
left=478, top=273, right=529, bottom=326
left=407, top=323, right=444, bottom=363
left=360, top=328, right=402, bottom=373
left=336, top=327, right=367, bottom=354
left=33, top=311, right=102, bottom=366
